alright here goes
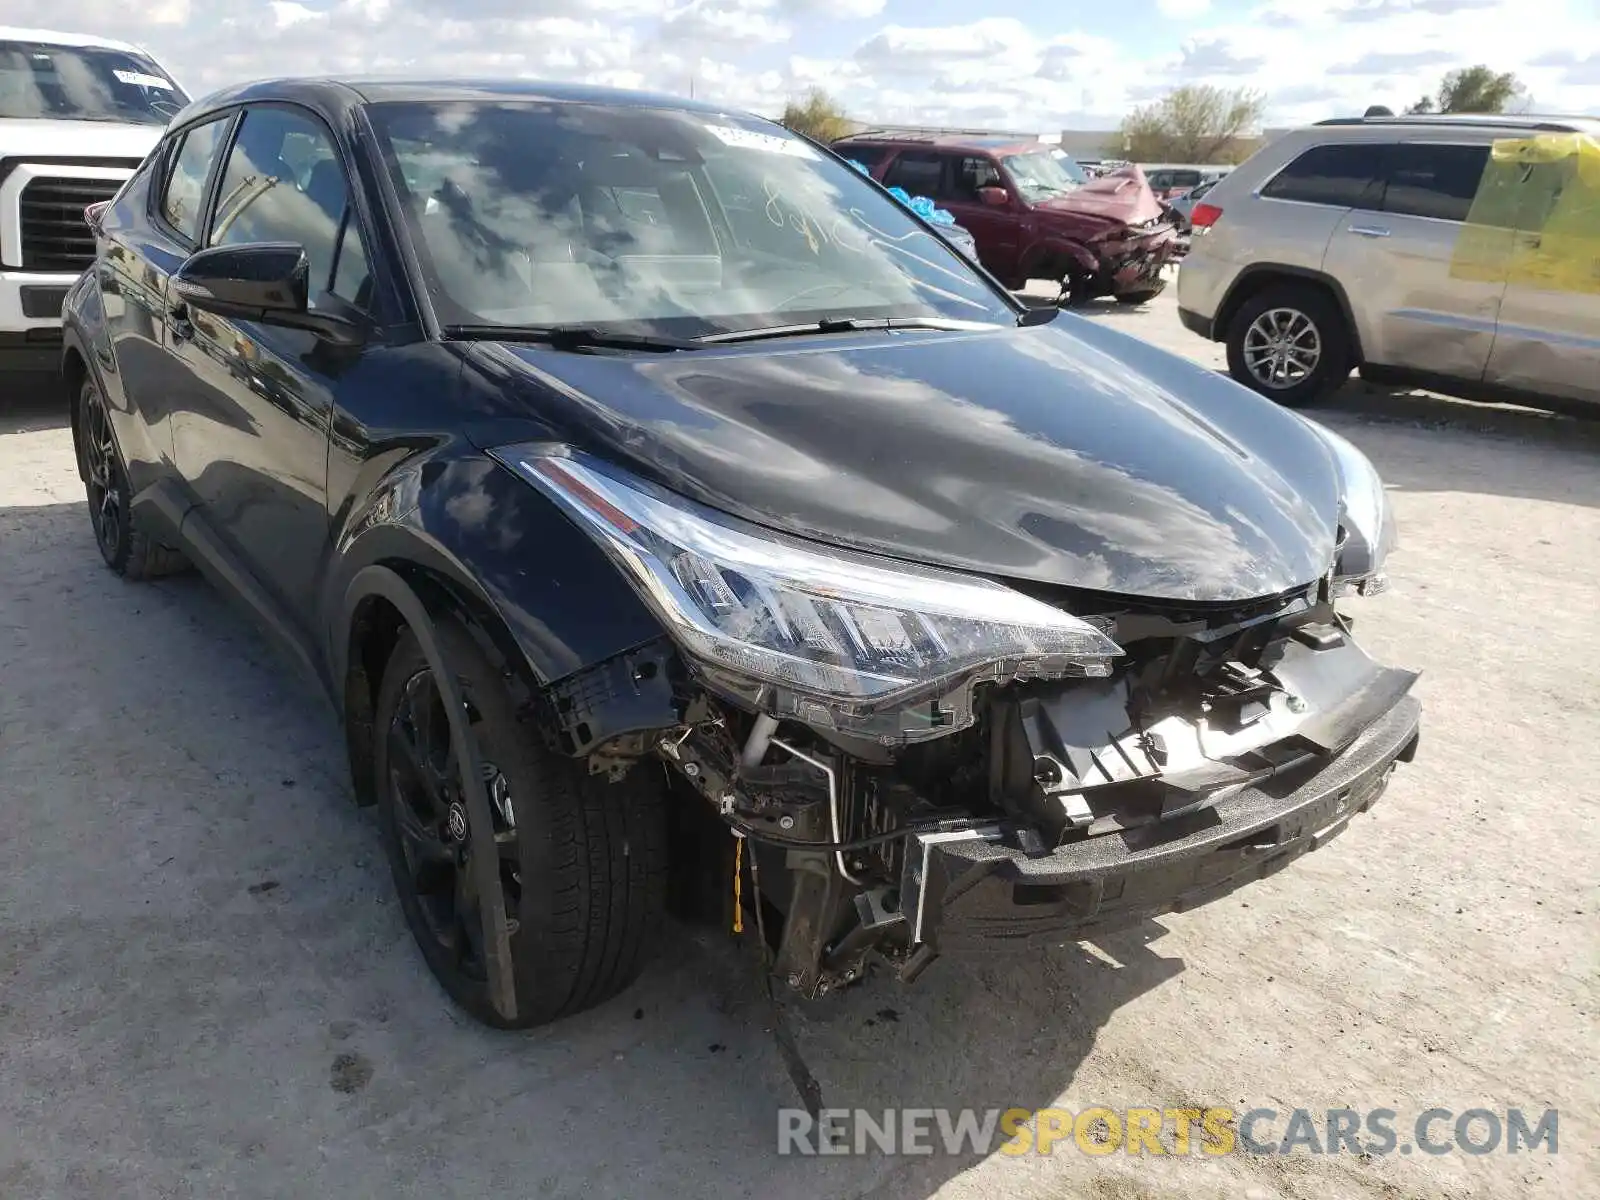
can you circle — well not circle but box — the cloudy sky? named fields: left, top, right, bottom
left=9, top=0, right=1600, bottom=130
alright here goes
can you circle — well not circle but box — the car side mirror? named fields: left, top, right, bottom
left=978, top=186, right=1009, bottom=208
left=173, top=243, right=365, bottom=346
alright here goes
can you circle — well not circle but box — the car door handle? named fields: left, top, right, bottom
left=1348, top=225, right=1390, bottom=238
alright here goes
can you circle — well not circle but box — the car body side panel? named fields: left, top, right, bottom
left=322, top=350, right=668, bottom=690
left=84, top=154, right=192, bottom=493
left=1322, top=209, right=1502, bottom=377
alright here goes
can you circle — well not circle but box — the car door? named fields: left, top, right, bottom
left=1321, top=140, right=1503, bottom=380
left=97, top=113, right=234, bottom=492
left=939, top=154, right=1021, bottom=280
left=1482, top=146, right=1600, bottom=406
left=882, top=151, right=1011, bottom=279
left=166, top=102, right=378, bottom=630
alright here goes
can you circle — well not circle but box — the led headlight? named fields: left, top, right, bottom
left=490, top=447, right=1122, bottom=737
left=1306, top=421, right=1397, bottom=596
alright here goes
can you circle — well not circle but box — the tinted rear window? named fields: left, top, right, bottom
left=1380, top=143, right=1489, bottom=222
left=837, top=144, right=889, bottom=168
left=881, top=152, right=945, bottom=197
left=1262, top=143, right=1386, bottom=209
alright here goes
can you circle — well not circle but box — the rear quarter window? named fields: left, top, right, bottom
left=1261, top=142, right=1387, bottom=209
left=1380, top=143, right=1490, bottom=223
left=837, top=144, right=889, bottom=169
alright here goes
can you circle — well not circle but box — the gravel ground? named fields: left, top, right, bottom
left=2, top=287, right=1596, bottom=1200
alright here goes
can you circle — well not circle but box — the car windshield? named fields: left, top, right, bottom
left=366, top=100, right=1016, bottom=336
left=1003, top=150, right=1086, bottom=201
left=0, top=40, right=186, bottom=125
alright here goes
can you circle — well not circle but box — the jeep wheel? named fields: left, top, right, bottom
left=1225, top=285, right=1351, bottom=407
left=373, top=619, right=668, bottom=1028
left=76, top=378, right=189, bottom=579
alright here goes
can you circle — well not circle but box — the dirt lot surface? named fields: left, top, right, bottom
left=2, top=287, right=1596, bottom=1200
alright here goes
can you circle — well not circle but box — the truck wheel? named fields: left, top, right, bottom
left=373, top=618, right=667, bottom=1028
left=75, top=377, right=189, bottom=580
left=1225, top=284, right=1351, bottom=407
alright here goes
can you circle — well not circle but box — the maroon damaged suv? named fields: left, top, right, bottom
left=833, top=133, right=1179, bottom=304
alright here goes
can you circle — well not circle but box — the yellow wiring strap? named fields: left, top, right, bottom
left=1451, top=132, right=1600, bottom=293
left=732, top=835, right=744, bottom=935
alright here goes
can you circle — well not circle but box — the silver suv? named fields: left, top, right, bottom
left=1177, top=113, right=1600, bottom=410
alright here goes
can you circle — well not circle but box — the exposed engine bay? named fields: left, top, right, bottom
left=550, top=578, right=1421, bottom=1000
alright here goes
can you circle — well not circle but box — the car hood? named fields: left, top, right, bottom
left=0, top=118, right=164, bottom=160
left=474, top=318, right=1342, bottom=603
left=1038, top=174, right=1166, bottom=226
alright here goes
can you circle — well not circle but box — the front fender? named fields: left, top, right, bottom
left=1020, top=236, right=1099, bottom=279
left=326, top=449, right=666, bottom=695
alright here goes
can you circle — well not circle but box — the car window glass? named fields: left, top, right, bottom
left=160, top=118, right=230, bottom=242
left=953, top=156, right=1002, bottom=201
left=209, top=106, right=353, bottom=302
left=838, top=145, right=887, bottom=168
left=881, top=152, right=946, bottom=197
left=368, top=101, right=1013, bottom=333
left=1380, top=143, right=1490, bottom=223
left=330, top=208, right=371, bottom=307
left=1262, top=143, right=1386, bottom=209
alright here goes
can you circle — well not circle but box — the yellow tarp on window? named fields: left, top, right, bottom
left=1451, top=132, right=1600, bottom=293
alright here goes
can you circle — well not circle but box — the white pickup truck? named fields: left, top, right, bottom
left=1, top=27, right=187, bottom=374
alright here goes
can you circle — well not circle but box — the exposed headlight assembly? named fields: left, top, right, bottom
left=491, top=447, right=1123, bottom=744
left=1307, top=421, right=1397, bottom=596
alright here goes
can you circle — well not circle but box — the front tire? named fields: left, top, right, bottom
left=1116, top=288, right=1163, bottom=306
left=1225, top=284, right=1351, bottom=407
left=75, top=377, right=188, bottom=580
left=373, top=619, right=667, bottom=1028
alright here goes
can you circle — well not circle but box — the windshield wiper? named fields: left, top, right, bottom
left=442, top=323, right=704, bottom=353
left=698, top=316, right=993, bottom=345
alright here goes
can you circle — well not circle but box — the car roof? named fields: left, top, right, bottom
left=176, top=75, right=756, bottom=122
left=0, top=25, right=146, bottom=53
left=1313, top=112, right=1600, bottom=136
left=834, top=132, right=1047, bottom=157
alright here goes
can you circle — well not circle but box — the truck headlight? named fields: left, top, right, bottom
left=1306, top=422, right=1397, bottom=596
left=491, top=447, right=1123, bottom=739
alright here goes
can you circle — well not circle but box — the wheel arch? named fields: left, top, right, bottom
left=338, top=558, right=539, bottom=809
left=1017, top=236, right=1098, bottom=284
left=62, top=341, right=90, bottom=481
left=1214, top=265, right=1364, bottom=364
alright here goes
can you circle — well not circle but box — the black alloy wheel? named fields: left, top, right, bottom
left=374, top=619, right=668, bottom=1028
left=76, top=378, right=188, bottom=580
left=383, top=664, right=519, bottom=988
left=79, top=379, right=124, bottom=568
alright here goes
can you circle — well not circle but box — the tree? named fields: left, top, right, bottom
left=780, top=89, right=852, bottom=145
left=1116, top=84, right=1267, bottom=164
left=1406, top=65, right=1525, bottom=114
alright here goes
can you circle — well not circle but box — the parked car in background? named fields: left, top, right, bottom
left=1178, top=112, right=1600, bottom=409
left=833, top=132, right=1178, bottom=304
left=63, top=77, right=1418, bottom=1029
left=0, top=26, right=187, bottom=374
left=1167, top=177, right=1219, bottom=233
left=1141, top=165, right=1230, bottom=201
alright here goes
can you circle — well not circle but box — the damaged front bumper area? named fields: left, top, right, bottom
left=904, top=684, right=1419, bottom=956
left=650, top=598, right=1420, bottom=1000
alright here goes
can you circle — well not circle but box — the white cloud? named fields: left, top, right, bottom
left=4, top=0, right=1599, bottom=134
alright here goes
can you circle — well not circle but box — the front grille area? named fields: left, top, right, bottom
left=19, top=177, right=123, bottom=273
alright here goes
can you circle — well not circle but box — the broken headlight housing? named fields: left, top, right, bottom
left=1307, top=421, right=1397, bottom=596
left=491, top=447, right=1123, bottom=743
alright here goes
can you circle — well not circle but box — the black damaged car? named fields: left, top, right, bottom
left=63, top=78, right=1420, bottom=1028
